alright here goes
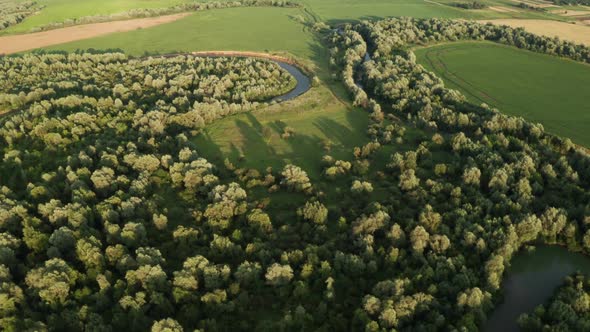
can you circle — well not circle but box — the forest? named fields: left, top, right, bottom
left=0, top=13, right=590, bottom=332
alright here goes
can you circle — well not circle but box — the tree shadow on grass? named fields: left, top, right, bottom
left=193, top=107, right=371, bottom=181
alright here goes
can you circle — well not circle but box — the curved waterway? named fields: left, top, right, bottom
left=484, top=245, right=590, bottom=331
left=188, top=54, right=311, bottom=103
left=271, top=61, right=311, bottom=102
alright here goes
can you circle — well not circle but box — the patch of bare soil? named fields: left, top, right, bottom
left=0, top=13, right=190, bottom=55
left=551, top=9, right=590, bottom=16
left=479, top=19, right=590, bottom=45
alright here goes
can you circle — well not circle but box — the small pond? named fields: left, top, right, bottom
left=484, top=245, right=590, bottom=332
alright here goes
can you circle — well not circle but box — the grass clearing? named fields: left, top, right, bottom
left=415, top=41, right=590, bottom=146
left=192, top=85, right=370, bottom=180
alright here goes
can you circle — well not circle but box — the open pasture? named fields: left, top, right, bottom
left=0, top=0, right=197, bottom=34
left=416, top=41, right=590, bottom=146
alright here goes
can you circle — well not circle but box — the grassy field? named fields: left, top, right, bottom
left=5, top=0, right=571, bottom=36
left=415, top=41, right=590, bottom=146
left=44, top=7, right=314, bottom=59
left=193, top=86, right=369, bottom=180
left=1, top=0, right=194, bottom=34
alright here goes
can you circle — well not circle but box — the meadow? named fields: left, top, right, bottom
left=415, top=41, right=590, bottom=146
left=192, top=84, right=370, bottom=180
left=0, top=0, right=198, bottom=34
left=4, top=0, right=573, bottom=36
left=44, top=7, right=314, bottom=59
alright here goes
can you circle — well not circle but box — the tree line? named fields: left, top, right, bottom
left=0, top=0, right=39, bottom=31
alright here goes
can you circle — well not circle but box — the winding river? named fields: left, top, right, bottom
left=484, top=245, right=590, bottom=331
left=271, top=61, right=311, bottom=102
left=189, top=53, right=311, bottom=103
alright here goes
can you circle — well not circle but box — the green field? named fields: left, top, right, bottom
left=44, top=7, right=313, bottom=59
left=4, top=0, right=569, bottom=36
left=1, top=0, right=195, bottom=34
left=193, top=86, right=369, bottom=180
left=416, top=41, right=590, bottom=146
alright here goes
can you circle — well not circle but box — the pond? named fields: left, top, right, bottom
left=484, top=245, right=590, bottom=332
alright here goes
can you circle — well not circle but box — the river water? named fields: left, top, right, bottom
left=272, top=61, right=311, bottom=102
left=484, top=245, right=590, bottom=331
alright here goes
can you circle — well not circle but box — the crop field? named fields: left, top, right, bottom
left=304, top=0, right=566, bottom=22
left=44, top=7, right=314, bottom=60
left=416, top=41, right=590, bottom=146
left=478, top=19, right=590, bottom=45
left=3, top=0, right=576, bottom=37
left=0, top=0, right=193, bottom=34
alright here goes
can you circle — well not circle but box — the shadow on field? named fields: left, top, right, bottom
left=192, top=108, right=371, bottom=180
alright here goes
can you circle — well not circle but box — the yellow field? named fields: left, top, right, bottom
left=479, top=19, right=590, bottom=45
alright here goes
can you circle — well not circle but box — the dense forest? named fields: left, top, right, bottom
left=329, top=17, right=590, bottom=330
left=0, top=0, right=38, bottom=31
left=1, top=17, right=590, bottom=332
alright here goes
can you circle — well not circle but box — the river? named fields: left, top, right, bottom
left=484, top=245, right=590, bottom=331
left=189, top=54, right=311, bottom=103
left=272, top=61, right=311, bottom=102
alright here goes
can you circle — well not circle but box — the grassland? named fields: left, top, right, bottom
left=44, top=7, right=314, bottom=59
left=1, top=0, right=197, bottom=34
left=193, top=86, right=369, bottom=180
left=415, top=41, right=590, bottom=146
left=5, top=0, right=574, bottom=37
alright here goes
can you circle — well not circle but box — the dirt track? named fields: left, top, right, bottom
left=479, top=19, right=590, bottom=45
left=0, top=13, right=190, bottom=55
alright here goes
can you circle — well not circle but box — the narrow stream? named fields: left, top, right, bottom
left=484, top=245, right=590, bottom=331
